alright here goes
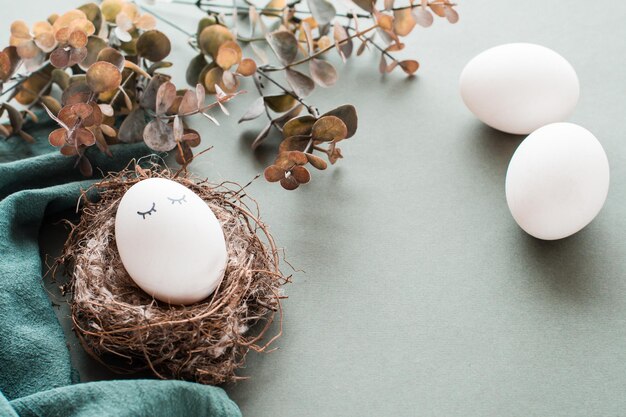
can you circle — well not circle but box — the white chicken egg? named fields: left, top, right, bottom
left=114, top=178, right=228, bottom=304
left=460, top=43, right=580, bottom=134
left=505, top=123, right=609, bottom=240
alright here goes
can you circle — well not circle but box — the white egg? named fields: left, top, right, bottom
left=505, top=123, right=609, bottom=240
left=114, top=178, right=228, bottom=305
left=460, top=43, right=579, bottom=134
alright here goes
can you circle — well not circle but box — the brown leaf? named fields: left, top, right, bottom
left=266, top=30, right=298, bottom=65
left=75, top=128, right=96, bottom=146
left=291, top=166, right=310, bottom=184
left=69, top=30, right=88, bottom=48
left=375, top=12, right=394, bottom=31
left=86, top=61, right=122, bottom=93
left=186, top=53, right=209, bottom=85
left=97, top=47, right=124, bottom=69
left=306, top=153, right=328, bottom=170
left=282, top=115, right=316, bottom=138
left=264, top=165, right=284, bottom=182
left=236, top=58, right=257, bottom=77
left=118, top=107, right=146, bottom=143
left=136, top=30, right=171, bottom=62
left=49, top=128, right=67, bottom=146
left=178, top=89, right=199, bottom=114
left=79, top=156, right=93, bottom=177
left=79, top=36, right=107, bottom=70
left=140, top=74, right=168, bottom=111
left=155, top=81, right=177, bottom=115
left=216, top=41, right=242, bottom=70
left=399, top=59, right=419, bottom=75
left=280, top=176, right=299, bottom=190
left=412, top=7, right=433, bottom=27
left=444, top=7, right=459, bottom=23
left=322, top=104, right=358, bottom=138
left=279, top=136, right=310, bottom=152
left=311, top=115, right=347, bottom=142
left=352, top=0, right=375, bottom=12
left=264, top=94, right=297, bottom=113
left=285, top=68, right=315, bottom=98
left=333, top=23, right=353, bottom=59
left=393, top=8, right=416, bottom=36
left=198, top=24, right=235, bottom=58
left=143, top=118, right=176, bottom=151
left=309, top=58, right=337, bottom=87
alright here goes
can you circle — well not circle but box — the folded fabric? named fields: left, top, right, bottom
left=0, top=115, right=241, bottom=416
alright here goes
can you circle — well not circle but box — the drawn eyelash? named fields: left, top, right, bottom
left=137, top=202, right=156, bottom=219
left=168, top=195, right=187, bottom=205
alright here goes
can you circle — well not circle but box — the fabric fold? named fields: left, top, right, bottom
left=0, top=115, right=241, bottom=416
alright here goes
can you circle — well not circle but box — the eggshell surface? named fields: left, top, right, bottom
left=505, top=123, right=609, bottom=240
left=460, top=43, right=580, bottom=134
left=115, top=178, right=228, bottom=304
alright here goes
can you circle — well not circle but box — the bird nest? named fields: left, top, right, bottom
left=58, top=163, right=289, bottom=384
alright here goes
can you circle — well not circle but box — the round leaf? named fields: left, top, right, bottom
left=198, top=25, right=234, bottom=58
left=136, top=30, right=171, bottom=62
left=143, top=118, right=176, bottom=151
left=86, top=61, right=122, bottom=93
left=311, top=115, right=347, bottom=142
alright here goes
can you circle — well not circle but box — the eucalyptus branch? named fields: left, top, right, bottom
left=262, top=24, right=379, bottom=72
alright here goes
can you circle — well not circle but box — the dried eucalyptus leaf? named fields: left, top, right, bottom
left=147, top=61, right=173, bottom=76
left=238, top=96, right=265, bottom=123
left=40, top=95, right=62, bottom=116
left=307, top=0, right=336, bottom=26
left=266, top=30, right=298, bottom=66
left=15, top=64, right=53, bottom=105
left=282, top=115, right=315, bottom=138
left=285, top=68, right=315, bottom=98
left=140, top=74, right=168, bottom=111
left=118, top=107, right=146, bottom=143
left=79, top=156, right=93, bottom=177
left=178, top=89, right=198, bottom=114
left=311, top=115, right=347, bottom=142
left=79, top=36, right=107, bottom=70
left=279, top=136, right=310, bottom=152
left=264, top=94, right=297, bottom=113
left=51, top=68, right=71, bottom=90
left=333, top=23, right=352, bottom=59
left=352, top=0, right=375, bottom=12
left=412, top=7, right=433, bottom=27
left=393, top=8, right=416, bottom=36
left=309, top=58, right=337, bottom=88
left=78, top=3, right=103, bottom=34
left=143, top=118, right=176, bottom=151
left=272, top=104, right=304, bottom=128
left=86, top=61, right=122, bottom=93
left=136, top=30, right=171, bottom=62
left=322, top=104, right=357, bottom=138
left=3, top=103, right=23, bottom=132
left=306, top=153, right=328, bottom=170
left=198, top=24, right=234, bottom=58
left=97, top=47, right=124, bottom=70
left=155, top=81, right=177, bottom=115
left=399, top=59, right=419, bottom=75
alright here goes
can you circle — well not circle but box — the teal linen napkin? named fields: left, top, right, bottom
left=0, top=115, right=241, bottom=416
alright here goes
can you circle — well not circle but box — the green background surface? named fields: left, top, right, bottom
left=5, top=1, right=626, bottom=416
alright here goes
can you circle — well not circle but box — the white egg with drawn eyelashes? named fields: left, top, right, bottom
left=114, top=178, right=228, bottom=305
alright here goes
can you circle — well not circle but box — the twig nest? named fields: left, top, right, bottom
left=60, top=164, right=288, bottom=384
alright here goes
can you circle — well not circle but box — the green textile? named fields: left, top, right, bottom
left=0, top=115, right=241, bottom=416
